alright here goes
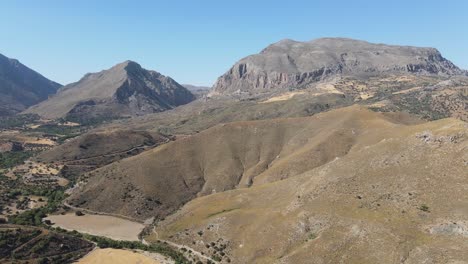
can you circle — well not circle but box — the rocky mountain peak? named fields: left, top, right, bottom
left=211, top=37, right=465, bottom=96
left=25, top=61, right=195, bottom=121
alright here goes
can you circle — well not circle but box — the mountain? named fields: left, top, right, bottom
left=182, top=84, right=211, bottom=98
left=210, top=38, right=465, bottom=96
left=0, top=53, right=61, bottom=116
left=25, top=61, right=195, bottom=122
left=182, top=84, right=211, bottom=92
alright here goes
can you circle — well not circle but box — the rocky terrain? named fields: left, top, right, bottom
left=25, top=61, right=195, bottom=123
left=211, top=38, right=465, bottom=96
left=0, top=53, right=61, bottom=116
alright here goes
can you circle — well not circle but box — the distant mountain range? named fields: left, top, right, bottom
left=210, top=38, right=466, bottom=96
left=25, top=61, right=195, bottom=123
left=1, top=37, right=467, bottom=120
left=182, top=84, right=211, bottom=92
left=0, top=53, right=61, bottom=116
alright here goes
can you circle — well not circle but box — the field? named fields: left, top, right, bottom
left=45, top=213, right=145, bottom=241
left=77, top=248, right=165, bottom=264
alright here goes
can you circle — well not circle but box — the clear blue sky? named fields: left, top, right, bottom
left=1, top=0, right=467, bottom=86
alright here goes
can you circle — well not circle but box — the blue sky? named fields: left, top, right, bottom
left=1, top=0, right=467, bottom=86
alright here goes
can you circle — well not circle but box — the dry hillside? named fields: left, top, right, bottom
left=36, top=129, right=171, bottom=180
left=147, top=108, right=467, bottom=264
left=69, top=106, right=428, bottom=221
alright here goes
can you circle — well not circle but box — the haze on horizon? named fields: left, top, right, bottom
left=0, top=0, right=467, bottom=86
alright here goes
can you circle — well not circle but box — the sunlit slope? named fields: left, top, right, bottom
left=149, top=116, right=467, bottom=263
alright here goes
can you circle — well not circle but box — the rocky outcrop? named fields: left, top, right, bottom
left=0, top=53, right=61, bottom=116
left=211, top=38, right=465, bottom=96
left=25, top=61, right=195, bottom=121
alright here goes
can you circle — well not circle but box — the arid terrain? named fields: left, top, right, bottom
left=76, top=248, right=166, bottom=264
left=45, top=213, right=145, bottom=241
left=0, top=36, right=466, bottom=264
left=147, top=108, right=467, bottom=263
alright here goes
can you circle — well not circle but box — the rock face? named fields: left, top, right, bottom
left=25, top=61, right=195, bottom=121
left=211, top=38, right=465, bottom=96
left=0, top=53, right=61, bottom=116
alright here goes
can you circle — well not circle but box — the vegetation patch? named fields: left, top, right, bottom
left=207, top=208, right=240, bottom=218
left=53, top=227, right=190, bottom=264
left=8, top=188, right=67, bottom=226
left=0, top=151, right=34, bottom=169
left=0, top=226, right=93, bottom=263
left=0, top=114, right=40, bottom=129
left=419, top=204, right=430, bottom=212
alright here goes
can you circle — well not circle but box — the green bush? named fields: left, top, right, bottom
left=0, top=151, right=34, bottom=169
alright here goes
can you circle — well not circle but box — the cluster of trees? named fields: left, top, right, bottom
left=0, top=151, right=33, bottom=169
left=0, top=229, right=42, bottom=258
left=30, top=124, right=83, bottom=143
left=8, top=189, right=67, bottom=226
left=53, top=227, right=190, bottom=264
left=0, top=114, right=40, bottom=129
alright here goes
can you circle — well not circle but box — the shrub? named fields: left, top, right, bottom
left=75, top=211, right=84, bottom=216
left=419, top=204, right=430, bottom=212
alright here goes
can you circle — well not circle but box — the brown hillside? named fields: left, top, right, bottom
left=149, top=116, right=467, bottom=264
left=68, top=106, right=425, bottom=221
left=37, top=129, right=171, bottom=180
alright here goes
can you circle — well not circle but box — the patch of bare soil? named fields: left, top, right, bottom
left=46, top=213, right=145, bottom=241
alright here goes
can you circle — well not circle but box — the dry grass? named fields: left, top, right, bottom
left=77, top=248, right=161, bottom=264
left=260, top=91, right=307, bottom=103
left=146, top=109, right=468, bottom=263
left=392, top=86, right=423, bottom=94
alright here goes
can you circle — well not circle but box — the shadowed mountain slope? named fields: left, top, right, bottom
left=0, top=53, right=61, bottom=116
